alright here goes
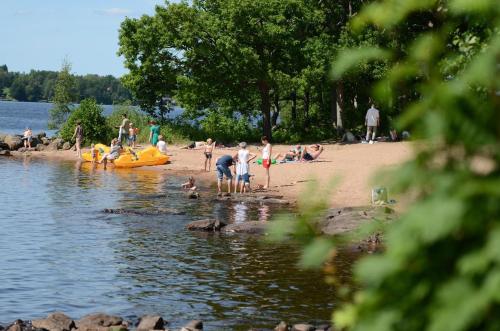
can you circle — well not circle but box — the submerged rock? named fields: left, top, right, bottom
left=275, top=321, right=289, bottom=331
left=0, top=149, right=11, bottom=156
left=32, top=312, right=75, bottom=331
left=102, top=208, right=185, bottom=216
left=186, top=219, right=226, bottom=232
left=222, top=221, right=268, bottom=234
left=291, top=324, right=316, bottom=331
left=136, top=315, right=164, bottom=331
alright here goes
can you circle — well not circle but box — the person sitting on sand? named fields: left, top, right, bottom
left=99, top=138, right=122, bottom=169
left=23, top=127, right=33, bottom=149
left=234, top=142, right=257, bottom=193
left=301, top=144, right=324, bottom=162
left=157, top=135, right=167, bottom=154
left=215, top=154, right=236, bottom=195
left=182, top=176, right=197, bottom=191
left=274, top=145, right=302, bottom=162
left=203, top=138, right=216, bottom=172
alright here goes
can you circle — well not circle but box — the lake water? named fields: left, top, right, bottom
left=0, top=101, right=184, bottom=136
left=0, top=157, right=355, bottom=330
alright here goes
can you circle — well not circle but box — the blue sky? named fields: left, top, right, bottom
left=0, top=0, right=167, bottom=77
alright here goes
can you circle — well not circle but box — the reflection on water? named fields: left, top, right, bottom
left=0, top=157, right=356, bottom=330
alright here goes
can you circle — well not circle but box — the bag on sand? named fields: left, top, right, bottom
left=371, top=187, right=388, bottom=205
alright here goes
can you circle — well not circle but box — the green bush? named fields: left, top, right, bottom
left=60, top=98, right=111, bottom=145
left=199, top=111, right=259, bottom=144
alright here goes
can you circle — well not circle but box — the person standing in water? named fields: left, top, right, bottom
left=261, top=136, right=272, bottom=189
left=149, top=121, right=160, bottom=146
left=72, top=120, right=83, bottom=158
left=234, top=142, right=256, bottom=193
left=215, top=154, right=235, bottom=195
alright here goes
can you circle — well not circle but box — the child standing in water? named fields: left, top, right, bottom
left=234, top=142, right=256, bottom=193
left=261, top=136, right=272, bottom=189
left=90, top=143, right=97, bottom=163
left=203, top=138, right=216, bottom=172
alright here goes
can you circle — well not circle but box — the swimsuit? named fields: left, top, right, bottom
left=262, top=144, right=271, bottom=168
left=204, top=152, right=212, bottom=159
left=303, top=152, right=314, bottom=161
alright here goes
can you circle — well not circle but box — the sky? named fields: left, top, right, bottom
left=0, top=0, right=168, bottom=77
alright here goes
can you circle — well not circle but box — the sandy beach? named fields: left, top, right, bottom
left=14, top=142, right=414, bottom=208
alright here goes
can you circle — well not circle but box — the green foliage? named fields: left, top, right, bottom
left=59, top=98, right=112, bottom=145
left=199, top=111, right=259, bottom=144
left=276, top=0, right=500, bottom=330
left=49, top=60, right=77, bottom=129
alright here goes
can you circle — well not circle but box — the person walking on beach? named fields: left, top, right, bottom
left=204, top=138, right=216, bottom=172
left=261, top=136, right=272, bottom=189
left=23, top=127, right=33, bottom=149
left=235, top=142, right=256, bottom=193
left=71, top=120, right=83, bottom=158
left=117, top=114, right=130, bottom=143
left=365, top=104, right=380, bottom=144
left=149, top=121, right=160, bottom=146
left=216, top=154, right=235, bottom=195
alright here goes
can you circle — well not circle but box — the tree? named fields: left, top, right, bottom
left=59, top=98, right=112, bottom=145
left=49, top=59, right=77, bottom=129
left=279, top=0, right=500, bottom=330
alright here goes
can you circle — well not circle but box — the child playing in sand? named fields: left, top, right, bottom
left=204, top=138, right=216, bottom=172
left=182, top=176, right=197, bottom=191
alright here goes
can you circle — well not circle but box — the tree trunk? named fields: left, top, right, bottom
left=330, top=83, right=337, bottom=125
left=291, top=91, right=297, bottom=123
left=304, top=90, right=310, bottom=126
left=259, top=80, right=272, bottom=140
left=336, top=81, right=345, bottom=132
left=272, top=93, right=280, bottom=127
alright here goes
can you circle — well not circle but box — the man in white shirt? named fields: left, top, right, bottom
left=365, top=104, right=380, bottom=143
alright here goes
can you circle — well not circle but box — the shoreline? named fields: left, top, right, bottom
left=8, top=142, right=413, bottom=209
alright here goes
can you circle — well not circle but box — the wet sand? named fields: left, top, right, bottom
left=12, top=142, right=413, bottom=208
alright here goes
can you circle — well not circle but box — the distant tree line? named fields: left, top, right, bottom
left=0, top=64, right=132, bottom=105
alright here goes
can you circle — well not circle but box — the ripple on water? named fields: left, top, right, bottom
left=0, top=157, right=355, bottom=330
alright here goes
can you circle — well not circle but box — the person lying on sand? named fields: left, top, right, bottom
left=301, top=144, right=324, bottom=162
left=182, top=176, right=197, bottom=191
left=274, top=145, right=302, bottom=162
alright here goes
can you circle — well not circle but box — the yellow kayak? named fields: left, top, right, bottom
left=82, top=144, right=169, bottom=168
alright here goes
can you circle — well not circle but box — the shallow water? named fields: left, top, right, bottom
left=0, top=157, right=354, bottom=330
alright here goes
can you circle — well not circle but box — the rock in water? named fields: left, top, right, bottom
left=186, top=219, right=226, bottom=232
left=0, top=141, right=9, bottom=150
left=32, top=312, right=75, bottom=331
left=222, top=221, right=268, bottom=234
left=136, top=315, right=164, bottom=331
left=275, top=321, right=289, bottom=331
left=182, top=320, right=203, bottom=330
left=41, top=137, right=50, bottom=145
left=291, top=324, right=316, bottom=331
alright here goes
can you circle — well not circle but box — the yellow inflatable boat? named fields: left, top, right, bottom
left=82, top=144, right=169, bottom=168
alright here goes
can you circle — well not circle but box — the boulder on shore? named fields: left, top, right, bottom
left=4, top=135, right=23, bottom=150
left=0, top=150, right=11, bottom=156
left=41, top=137, right=50, bottom=145
left=291, top=324, right=316, bottom=331
left=62, top=142, right=71, bottom=150
left=76, top=313, right=124, bottom=331
left=186, top=219, right=226, bottom=232
left=36, top=144, right=47, bottom=151
left=32, top=312, right=75, bottom=331
left=136, top=315, right=164, bottom=331
left=47, top=138, right=64, bottom=151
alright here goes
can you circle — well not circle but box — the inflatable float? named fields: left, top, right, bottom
left=256, top=158, right=277, bottom=165
left=82, top=144, right=169, bottom=168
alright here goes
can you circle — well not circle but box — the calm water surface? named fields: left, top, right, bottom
left=0, top=150, right=353, bottom=331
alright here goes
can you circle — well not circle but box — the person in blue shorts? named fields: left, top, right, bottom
left=216, top=154, right=235, bottom=195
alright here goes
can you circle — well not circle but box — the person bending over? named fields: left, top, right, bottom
left=215, top=154, right=235, bottom=195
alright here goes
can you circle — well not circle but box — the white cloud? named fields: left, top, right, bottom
left=94, top=8, right=132, bottom=16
